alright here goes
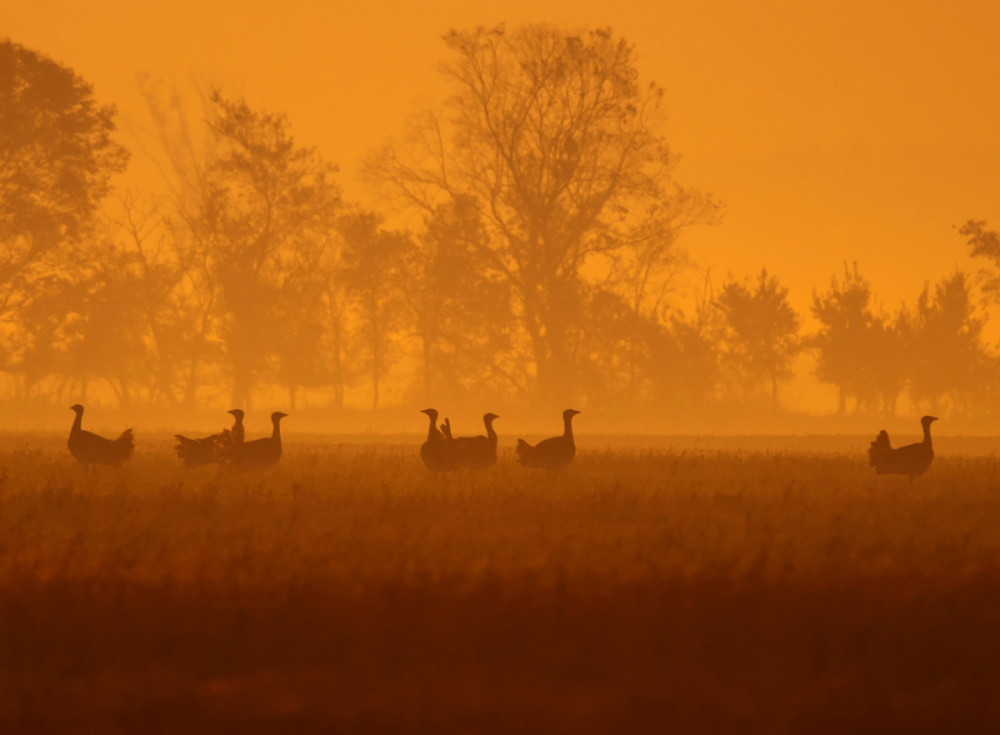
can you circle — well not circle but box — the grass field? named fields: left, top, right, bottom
left=2, top=434, right=1000, bottom=733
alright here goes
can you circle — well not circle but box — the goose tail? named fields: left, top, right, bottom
left=115, top=429, right=135, bottom=462
left=868, top=430, right=891, bottom=468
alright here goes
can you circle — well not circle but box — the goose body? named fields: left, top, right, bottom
left=516, top=409, right=579, bottom=470
left=223, top=412, right=286, bottom=468
left=67, top=404, right=134, bottom=466
left=419, top=408, right=458, bottom=471
left=174, top=409, right=244, bottom=466
left=452, top=413, right=500, bottom=469
left=869, top=415, right=937, bottom=480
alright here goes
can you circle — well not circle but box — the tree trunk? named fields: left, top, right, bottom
left=231, top=361, right=253, bottom=411
left=371, top=300, right=381, bottom=410
left=183, top=355, right=200, bottom=408
left=330, top=312, right=344, bottom=410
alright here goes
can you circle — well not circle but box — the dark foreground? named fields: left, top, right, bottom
left=1, top=439, right=999, bottom=733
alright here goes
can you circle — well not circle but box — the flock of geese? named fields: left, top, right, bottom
left=419, top=408, right=581, bottom=471
left=67, top=404, right=287, bottom=469
left=63, top=402, right=940, bottom=482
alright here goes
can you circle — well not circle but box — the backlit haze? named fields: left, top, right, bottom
left=5, top=0, right=1000, bottom=431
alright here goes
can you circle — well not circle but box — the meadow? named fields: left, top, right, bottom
left=2, top=433, right=1000, bottom=733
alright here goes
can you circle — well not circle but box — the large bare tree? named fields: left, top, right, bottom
left=366, top=25, right=716, bottom=405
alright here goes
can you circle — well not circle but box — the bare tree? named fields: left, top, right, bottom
left=961, top=220, right=1000, bottom=304
left=136, top=78, right=224, bottom=407
left=365, top=25, right=717, bottom=405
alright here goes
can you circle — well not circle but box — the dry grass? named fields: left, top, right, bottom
left=2, top=435, right=1000, bottom=733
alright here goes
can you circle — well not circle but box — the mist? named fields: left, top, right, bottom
left=2, top=14, right=1000, bottom=436
left=6, top=11, right=1000, bottom=733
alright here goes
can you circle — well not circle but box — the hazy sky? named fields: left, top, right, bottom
left=7, top=0, right=1000, bottom=318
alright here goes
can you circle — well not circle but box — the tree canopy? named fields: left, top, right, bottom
left=366, top=24, right=718, bottom=405
left=716, top=269, right=800, bottom=409
left=2, top=32, right=998, bottom=424
left=0, top=40, right=128, bottom=317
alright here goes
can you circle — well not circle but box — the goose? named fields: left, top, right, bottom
left=516, top=409, right=580, bottom=470
left=67, top=404, right=134, bottom=466
left=419, top=408, right=458, bottom=471
left=869, top=415, right=938, bottom=483
left=173, top=409, right=245, bottom=466
left=223, top=411, right=287, bottom=468
left=452, top=413, right=500, bottom=469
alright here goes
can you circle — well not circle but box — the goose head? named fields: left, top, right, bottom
left=228, top=409, right=245, bottom=420
left=563, top=409, right=581, bottom=420
left=921, top=415, right=938, bottom=428
left=271, top=412, right=288, bottom=423
left=70, top=404, right=84, bottom=415
left=420, top=408, right=439, bottom=421
left=483, top=412, right=500, bottom=423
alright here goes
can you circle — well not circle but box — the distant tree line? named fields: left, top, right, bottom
left=1, top=32, right=997, bottom=419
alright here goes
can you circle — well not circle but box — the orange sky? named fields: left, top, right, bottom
left=7, top=0, right=1000, bottom=319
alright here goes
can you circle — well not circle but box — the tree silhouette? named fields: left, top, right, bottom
left=961, top=220, right=1000, bottom=303
left=366, top=25, right=717, bottom=406
left=5, top=269, right=81, bottom=398
left=811, top=263, right=904, bottom=415
left=65, top=242, right=149, bottom=408
left=652, top=304, right=722, bottom=410
left=315, top=233, right=352, bottom=410
left=9, top=232, right=149, bottom=408
left=272, top=246, right=336, bottom=410
left=405, top=196, right=516, bottom=401
left=107, top=194, right=200, bottom=406
left=716, top=269, right=800, bottom=409
left=902, top=272, right=992, bottom=415
left=577, top=288, right=646, bottom=408
left=136, top=80, right=229, bottom=407
left=196, top=91, right=342, bottom=409
left=0, top=40, right=128, bottom=368
left=339, top=212, right=411, bottom=409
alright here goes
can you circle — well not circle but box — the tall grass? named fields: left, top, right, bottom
left=2, top=437, right=999, bottom=732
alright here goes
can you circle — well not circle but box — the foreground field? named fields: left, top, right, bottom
left=2, top=436, right=1000, bottom=733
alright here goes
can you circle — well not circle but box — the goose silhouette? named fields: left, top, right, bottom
left=869, top=415, right=937, bottom=484
left=67, top=404, right=134, bottom=466
left=221, top=411, right=287, bottom=468
left=516, top=409, right=579, bottom=470
left=452, top=413, right=500, bottom=469
left=419, top=408, right=459, bottom=471
left=174, top=409, right=244, bottom=466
